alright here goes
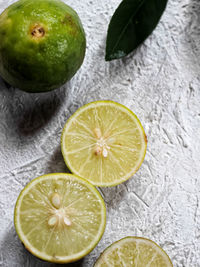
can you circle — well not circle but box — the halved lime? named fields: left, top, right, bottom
left=61, top=101, right=147, bottom=187
left=94, top=237, right=173, bottom=266
left=14, top=173, right=106, bottom=263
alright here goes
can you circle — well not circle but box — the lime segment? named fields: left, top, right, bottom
left=14, top=173, right=106, bottom=263
left=94, top=237, right=173, bottom=267
left=61, top=101, right=147, bottom=186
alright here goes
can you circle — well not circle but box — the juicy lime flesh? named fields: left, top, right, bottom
left=14, top=174, right=106, bottom=263
left=61, top=101, right=147, bottom=186
left=94, top=237, right=173, bottom=267
left=0, top=0, right=86, bottom=92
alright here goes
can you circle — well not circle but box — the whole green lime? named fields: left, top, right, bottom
left=0, top=0, right=86, bottom=92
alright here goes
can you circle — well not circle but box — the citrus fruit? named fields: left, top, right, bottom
left=0, top=0, right=86, bottom=92
left=61, top=101, right=147, bottom=187
left=14, top=173, right=106, bottom=263
left=94, top=237, right=173, bottom=266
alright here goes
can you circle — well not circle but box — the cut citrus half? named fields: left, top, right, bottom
left=14, top=173, right=106, bottom=263
left=94, top=237, right=173, bottom=266
left=61, top=101, right=147, bottom=187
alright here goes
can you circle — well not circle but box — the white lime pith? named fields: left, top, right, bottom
left=61, top=101, right=147, bottom=187
left=14, top=173, right=106, bottom=263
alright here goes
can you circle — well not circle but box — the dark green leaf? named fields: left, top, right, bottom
left=105, top=0, right=168, bottom=61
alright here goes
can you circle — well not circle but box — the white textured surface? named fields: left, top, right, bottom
left=0, top=0, right=200, bottom=266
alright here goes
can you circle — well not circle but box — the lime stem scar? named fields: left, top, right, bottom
left=31, top=25, right=45, bottom=38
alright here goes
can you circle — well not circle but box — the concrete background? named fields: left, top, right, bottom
left=0, top=0, right=200, bottom=266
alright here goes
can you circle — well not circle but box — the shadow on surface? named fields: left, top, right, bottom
left=187, top=0, right=200, bottom=42
left=1, top=225, right=85, bottom=267
left=181, top=0, right=200, bottom=73
left=17, top=94, right=61, bottom=136
left=45, top=146, right=71, bottom=174
left=99, top=180, right=129, bottom=211
left=54, top=260, right=84, bottom=267
left=0, top=76, right=68, bottom=137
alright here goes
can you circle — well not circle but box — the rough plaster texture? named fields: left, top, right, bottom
left=0, top=0, right=200, bottom=266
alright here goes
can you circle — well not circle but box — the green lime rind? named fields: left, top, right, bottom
left=0, top=0, right=86, bottom=92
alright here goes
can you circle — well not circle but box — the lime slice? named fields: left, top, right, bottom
left=61, top=101, right=147, bottom=187
left=94, top=237, right=173, bottom=266
left=14, top=173, right=106, bottom=263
